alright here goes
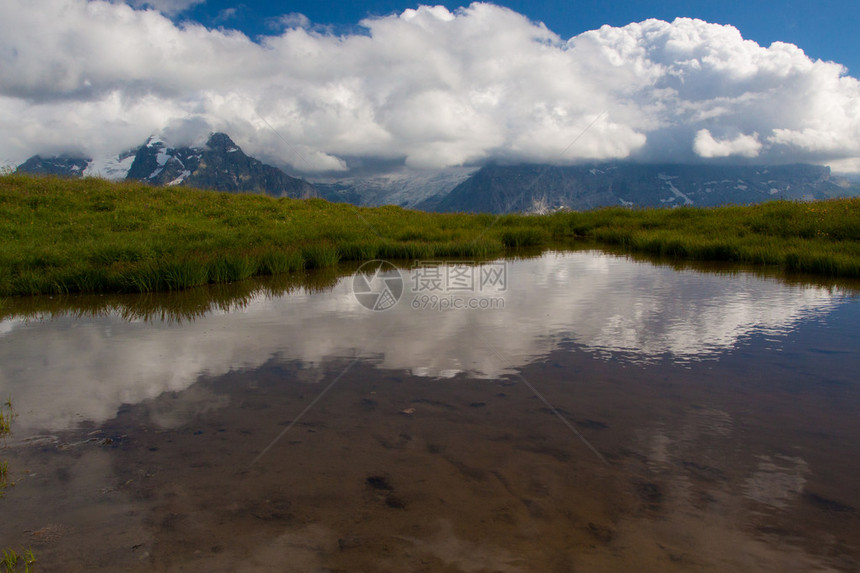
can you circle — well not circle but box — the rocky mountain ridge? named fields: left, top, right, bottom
left=13, top=140, right=860, bottom=211
left=15, top=133, right=316, bottom=199
left=421, top=163, right=860, bottom=213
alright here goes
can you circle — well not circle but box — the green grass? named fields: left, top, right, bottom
left=0, top=548, right=35, bottom=573
left=0, top=398, right=13, bottom=499
left=551, top=200, right=860, bottom=277
left=0, top=174, right=858, bottom=296
left=0, top=398, right=12, bottom=440
left=0, top=399, right=34, bottom=571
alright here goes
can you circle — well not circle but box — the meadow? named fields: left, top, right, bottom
left=0, top=174, right=858, bottom=297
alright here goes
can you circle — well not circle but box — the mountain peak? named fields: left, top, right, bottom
left=145, top=134, right=167, bottom=149
left=205, top=132, right=240, bottom=153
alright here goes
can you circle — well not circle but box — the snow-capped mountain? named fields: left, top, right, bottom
left=15, top=133, right=317, bottom=199
left=11, top=138, right=860, bottom=211
left=125, top=132, right=317, bottom=198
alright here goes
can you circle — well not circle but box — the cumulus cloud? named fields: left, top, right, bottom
left=0, top=1, right=858, bottom=172
left=693, top=129, right=762, bottom=158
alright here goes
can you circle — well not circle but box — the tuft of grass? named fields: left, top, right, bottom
left=0, top=398, right=12, bottom=439
left=1, top=398, right=15, bottom=499
left=302, top=243, right=341, bottom=269
left=497, top=227, right=551, bottom=248
left=0, top=548, right=36, bottom=573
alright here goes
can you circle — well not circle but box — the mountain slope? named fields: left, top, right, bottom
left=126, top=133, right=316, bottom=198
left=15, top=133, right=317, bottom=199
left=314, top=167, right=475, bottom=208
left=16, top=155, right=91, bottom=178
left=427, top=163, right=860, bottom=213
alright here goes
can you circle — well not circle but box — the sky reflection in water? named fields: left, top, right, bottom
left=0, top=251, right=850, bottom=435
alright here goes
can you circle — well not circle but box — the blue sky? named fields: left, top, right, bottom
left=184, top=0, right=860, bottom=76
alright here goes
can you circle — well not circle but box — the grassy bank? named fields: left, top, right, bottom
left=0, top=174, right=858, bottom=296
left=555, top=199, right=860, bottom=277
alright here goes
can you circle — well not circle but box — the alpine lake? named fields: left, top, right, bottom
left=1, top=249, right=858, bottom=572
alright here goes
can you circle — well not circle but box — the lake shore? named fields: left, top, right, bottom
left=1, top=174, right=858, bottom=297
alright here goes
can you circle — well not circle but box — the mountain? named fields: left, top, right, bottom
left=424, top=163, right=860, bottom=213
left=15, top=133, right=317, bottom=199
left=16, top=155, right=91, bottom=177
left=125, top=133, right=316, bottom=198
left=14, top=140, right=860, bottom=211
left=313, top=167, right=475, bottom=208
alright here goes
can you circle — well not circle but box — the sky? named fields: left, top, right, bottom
left=1, top=0, right=859, bottom=174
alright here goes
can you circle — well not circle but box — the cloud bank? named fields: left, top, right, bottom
left=1, top=1, right=859, bottom=172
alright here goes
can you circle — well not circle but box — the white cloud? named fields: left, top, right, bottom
left=268, top=12, right=311, bottom=31
left=693, top=129, right=762, bottom=158
left=0, top=1, right=858, bottom=172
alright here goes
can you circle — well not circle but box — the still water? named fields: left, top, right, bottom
left=0, top=251, right=858, bottom=571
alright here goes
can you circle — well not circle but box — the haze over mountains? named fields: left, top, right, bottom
left=13, top=133, right=860, bottom=213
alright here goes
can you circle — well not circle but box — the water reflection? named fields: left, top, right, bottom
left=0, top=251, right=853, bottom=435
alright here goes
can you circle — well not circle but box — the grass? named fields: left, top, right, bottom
left=0, top=548, right=35, bottom=573
left=0, top=398, right=12, bottom=440
left=551, top=200, right=860, bottom=277
left=0, top=400, right=34, bottom=571
left=0, top=174, right=858, bottom=297
left=1, top=398, right=14, bottom=498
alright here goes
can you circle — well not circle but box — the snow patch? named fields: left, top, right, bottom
left=156, top=148, right=170, bottom=167
left=167, top=170, right=191, bottom=186
left=83, top=152, right=136, bottom=180
left=663, top=179, right=694, bottom=205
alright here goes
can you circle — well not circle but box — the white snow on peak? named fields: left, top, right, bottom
left=83, top=151, right=136, bottom=181
left=227, top=146, right=239, bottom=153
